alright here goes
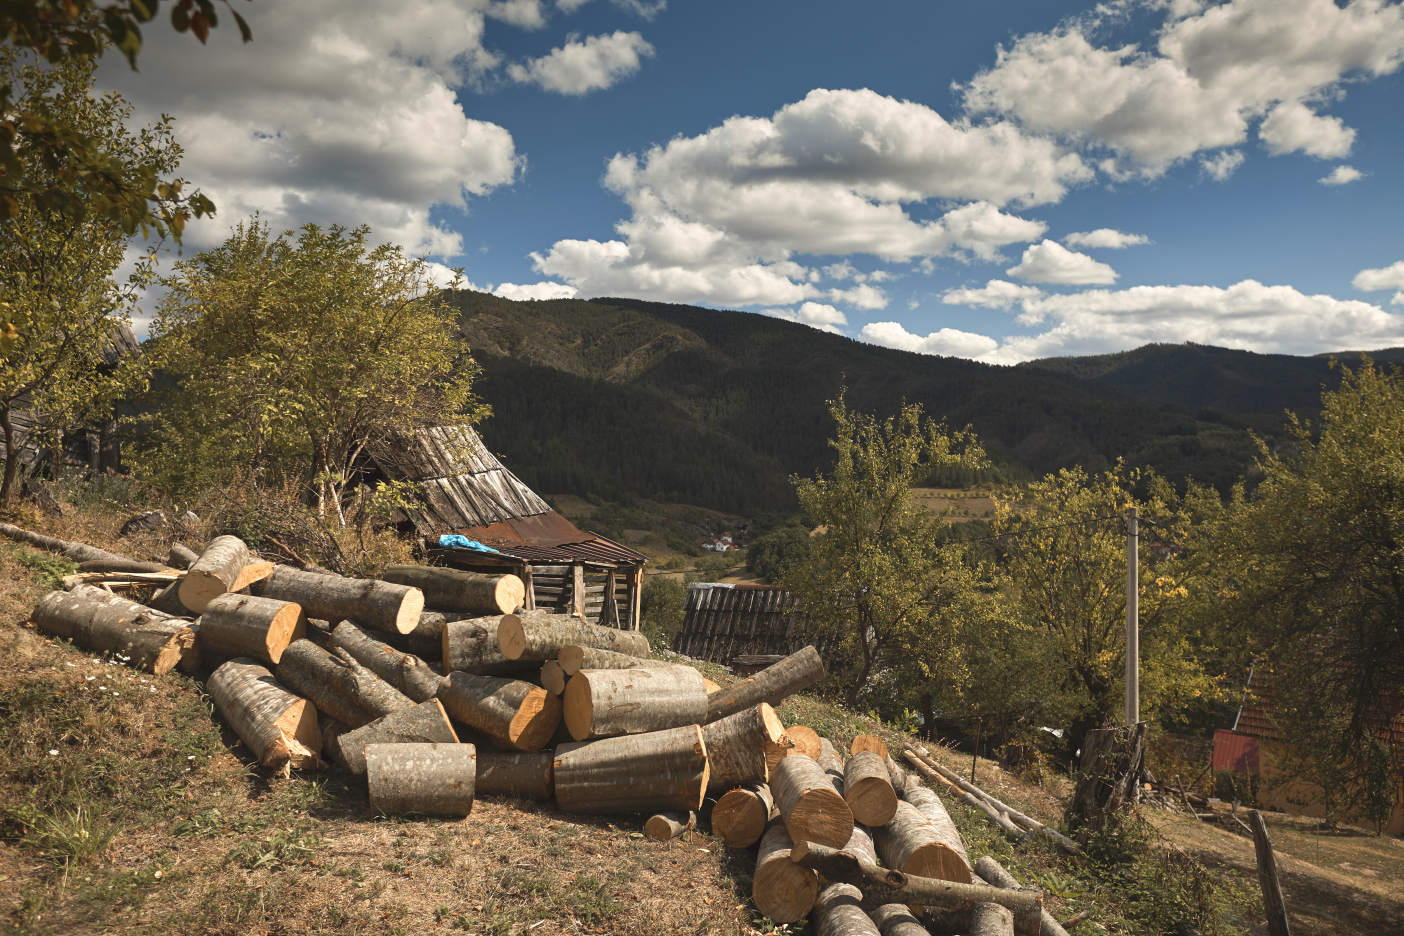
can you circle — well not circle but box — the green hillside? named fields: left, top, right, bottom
left=450, top=291, right=1316, bottom=513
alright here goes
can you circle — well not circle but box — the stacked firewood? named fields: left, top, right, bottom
left=16, top=525, right=1068, bottom=936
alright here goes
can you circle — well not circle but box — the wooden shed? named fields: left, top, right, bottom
left=672, top=583, right=817, bottom=662
left=377, top=425, right=648, bottom=629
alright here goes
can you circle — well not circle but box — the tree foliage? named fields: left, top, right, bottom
left=137, top=220, right=486, bottom=519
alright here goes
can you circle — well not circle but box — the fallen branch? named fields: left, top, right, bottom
left=0, top=522, right=129, bottom=564
left=903, top=750, right=1025, bottom=839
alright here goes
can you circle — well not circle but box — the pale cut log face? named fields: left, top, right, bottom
left=788, top=787, right=855, bottom=850
left=506, top=688, right=562, bottom=752
left=497, top=576, right=526, bottom=614
left=754, top=822, right=819, bottom=925
left=850, top=733, right=890, bottom=761
left=785, top=725, right=823, bottom=760
left=713, top=788, right=768, bottom=848
left=393, top=588, right=426, bottom=634
left=497, top=614, right=526, bottom=659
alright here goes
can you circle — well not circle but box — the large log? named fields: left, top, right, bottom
left=207, top=659, right=321, bottom=772
left=365, top=742, right=476, bottom=817
left=276, top=639, right=377, bottom=728
left=326, top=699, right=459, bottom=777
left=497, top=610, right=650, bottom=661
left=199, top=593, right=306, bottom=665
left=818, top=737, right=847, bottom=792
left=378, top=610, right=445, bottom=659
left=328, top=621, right=444, bottom=702
left=851, top=734, right=891, bottom=761
left=476, top=751, right=554, bottom=799
left=704, top=646, right=825, bottom=724
left=971, top=902, right=1015, bottom=936
left=32, top=586, right=197, bottom=674
left=381, top=565, right=525, bottom=615
left=540, top=660, right=566, bottom=695
left=437, top=672, right=561, bottom=752
left=644, top=811, right=696, bottom=842
left=327, top=646, right=416, bottom=716
left=789, top=842, right=1042, bottom=935
left=558, top=645, right=645, bottom=676
left=179, top=535, right=249, bottom=612
left=753, top=817, right=818, bottom=925
left=0, top=522, right=127, bottom=564
left=844, top=751, right=898, bottom=826
left=898, top=785, right=972, bottom=881
left=553, top=724, right=708, bottom=815
left=254, top=566, right=424, bottom=635
left=563, top=665, right=707, bottom=740
left=770, top=754, right=854, bottom=850
left=712, top=782, right=774, bottom=848
left=167, top=542, right=200, bottom=570
left=973, top=857, right=1072, bottom=936
left=441, top=617, right=527, bottom=676
left=816, top=883, right=881, bottom=936
left=700, top=703, right=787, bottom=789
left=874, top=801, right=973, bottom=883
left=870, top=904, right=930, bottom=936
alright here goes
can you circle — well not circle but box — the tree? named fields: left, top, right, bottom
left=137, top=220, right=487, bottom=519
left=0, top=47, right=176, bottom=503
left=781, top=392, right=987, bottom=708
left=640, top=575, right=686, bottom=649
left=1208, top=360, right=1404, bottom=828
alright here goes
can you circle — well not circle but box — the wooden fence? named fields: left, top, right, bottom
left=672, top=584, right=827, bottom=663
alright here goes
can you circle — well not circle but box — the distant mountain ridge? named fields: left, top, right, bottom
left=447, top=291, right=1386, bottom=515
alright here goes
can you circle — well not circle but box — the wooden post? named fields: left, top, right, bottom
left=520, top=563, right=535, bottom=612
left=1250, top=810, right=1291, bottom=936
left=973, top=716, right=983, bottom=783
left=603, top=569, right=618, bottom=627
left=629, top=566, right=643, bottom=631
left=571, top=563, right=586, bottom=618
left=1126, top=506, right=1139, bottom=726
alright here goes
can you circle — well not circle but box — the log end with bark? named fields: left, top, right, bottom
left=753, top=817, right=819, bottom=925
left=844, top=750, right=899, bottom=827
left=712, top=782, right=774, bottom=848
left=200, top=592, right=307, bottom=665
left=178, top=535, right=250, bottom=613
left=770, top=754, right=854, bottom=850
left=644, top=811, right=696, bottom=842
left=563, top=665, right=707, bottom=741
left=382, top=565, right=525, bottom=616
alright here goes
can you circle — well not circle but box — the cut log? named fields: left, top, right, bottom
left=644, top=811, right=696, bottom=842
left=541, top=660, right=566, bottom=695
left=816, top=883, right=881, bottom=936
left=497, top=610, right=650, bottom=661
left=0, top=521, right=127, bottom=564
left=365, top=742, right=476, bottom=817
left=818, top=737, right=847, bottom=792
left=770, top=754, right=854, bottom=850
left=254, top=565, right=424, bottom=635
left=381, top=565, right=524, bottom=615
left=199, top=593, right=306, bottom=665
left=326, top=699, right=459, bottom=777
left=870, top=904, right=929, bottom=936
left=438, top=672, right=561, bottom=752
left=276, top=639, right=376, bottom=728
left=558, top=645, right=645, bottom=676
left=563, top=665, right=707, bottom=740
left=874, top=801, right=973, bottom=884
left=76, top=558, right=169, bottom=574
left=328, top=621, right=444, bottom=702
left=553, top=724, right=708, bottom=815
left=973, top=857, right=1071, bottom=936
left=178, top=535, right=250, bottom=613
left=851, top=734, right=890, bottom=761
left=377, top=610, right=444, bottom=659
left=886, top=755, right=915, bottom=794
left=441, top=617, right=527, bottom=676
left=703, top=677, right=722, bottom=694
left=785, top=725, right=823, bottom=760
left=700, top=703, right=787, bottom=789
left=147, top=580, right=191, bottom=617
left=712, top=782, right=774, bottom=848
left=31, top=586, right=197, bottom=674
left=704, top=645, right=825, bottom=724
left=207, top=659, right=321, bottom=771
left=971, top=901, right=1015, bottom=936
left=168, top=542, right=200, bottom=570
left=476, top=751, right=554, bottom=800
left=320, top=646, right=416, bottom=717
left=753, top=817, right=818, bottom=925
left=789, top=842, right=1042, bottom=935
left=844, top=751, right=898, bottom=826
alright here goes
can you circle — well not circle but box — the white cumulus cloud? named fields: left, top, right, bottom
left=764, top=302, right=849, bottom=334
left=1200, top=150, right=1247, bottom=181
left=861, top=322, right=1000, bottom=358
left=508, top=31, right=654, bottom=95
left=492, top=281, right=579, bottom=301
left=1320, top=165, right=1365, bottom=186
left=941, top=279, right=1045, bottom=309
left=828, top=283, right=889, bottom=310
left=1353, top=260, right=1404, bottom=305
left=1007, top=240, right=1118, bottom=285
left=1063, top=229, right=1149, bottom=249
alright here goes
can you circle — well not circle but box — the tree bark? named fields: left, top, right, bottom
left=816, top=883, right=881, bottom=936
left=1250, top=810, right=1292, bottom=936
left=753, top=817, right=819, bottom=925
left=383, top=611, right=445, bottom=660
left=365, top=742, right=476, bottom=817
left=476, top=751, right=554, bottom=800
left=207, top=658, right=322, bottom=772
left=563, top=665, right=707, bottom=740
left=0, top=521, right=128, bottom=564
left=437, top=671, right=561, bottom=752
left=199, top=593, right=307, bottom=665
left=705, top=646, right=825, bottom=724
left=32, top=586, right=197, bottom=674
left=328, top=620, right=444, bottom=702
left=0, top=406, right=18, bottom=506
left=700, top=702, right=787, bottom=789
left=770, top=754, right=854, bottom=850
left=553, top=724, right=709, bottom=815
left=326, top=698, right=459, bottom=777
left=254, top=565, right=425, bottom=635
left=972, top=857, right=1071, bottom=936
left=1067, top=722, right=1147, bottom=841
left=971, top=902, right=1015, bottom=936
left=327, top=646, right=416, bottom=717
left=381, top=565, right=525, bottom=615
left=76, top=558, right=170, bottom=574
left=497, top=610, right=650, bottom=661
left=712, top=781, right=774, bottom=848
left=789, top=843, right=1042, bottom=935
left=874, top=801, right=973, bottom=883
left=276, top=638, right=377, bottom=728
left=898, top=785, right=973, bottom=879
left=844, top=751, right=899, bottom=826
left=558, top=645, right=646, bottom=676
left=441, top=616, right=529, bottom=676
left=644, top=810, right=696, bottom=842
left=818, top=737, right=847, bottom=792
left=167, top=542, right=200, bottom=570
left=870, top=904, right=930, bottom=936
left=178, top=535, right=251, bottom=613
left=540, top=660, right=566, bottom=695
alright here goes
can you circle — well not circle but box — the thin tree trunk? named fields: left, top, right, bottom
left=1, top=406, right=19, bottom=506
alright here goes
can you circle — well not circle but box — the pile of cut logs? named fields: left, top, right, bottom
left=13, top=524, right=1069, bottom=936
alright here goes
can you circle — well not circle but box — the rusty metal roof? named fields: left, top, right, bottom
left=426, top=514, right=649, bottom=569
left=1233, top=667, right=1404, bottom=746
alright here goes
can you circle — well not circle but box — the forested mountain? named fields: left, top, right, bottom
left=449, top=291, right=1385, bottom=514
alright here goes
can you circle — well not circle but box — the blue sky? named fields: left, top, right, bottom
left=101, top=0, right=1404, bottom=361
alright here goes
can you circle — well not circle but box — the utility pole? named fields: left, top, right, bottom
left=1125, top=506, right=1139, bottom=726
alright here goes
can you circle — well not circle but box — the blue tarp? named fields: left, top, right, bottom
left=437, top=535, right=501, bottom=554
